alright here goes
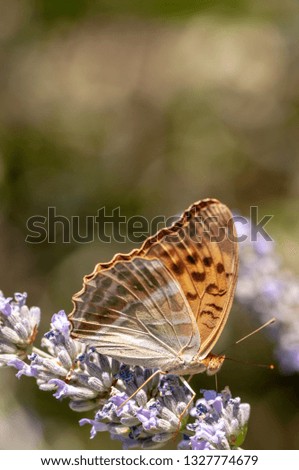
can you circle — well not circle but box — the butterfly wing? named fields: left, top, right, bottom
left=70, top=198, right=238, bottom=366
left=140, top=199, right=238, bottom=359
left=70, top=257, right=200, bottom=370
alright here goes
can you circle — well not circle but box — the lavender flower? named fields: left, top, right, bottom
left=9, top=309, right=116, bottom=412
left=179, top=387, right=250, bottom=450
left=235, top=217, right=299, bottom=373
left=0, top=291, right=40, bottom=366
left=81, top=372, right=193, bottom=449
left=0, top=290, right=251, bottom=449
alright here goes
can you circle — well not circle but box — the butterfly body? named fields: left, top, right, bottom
left=69, top=198, right=238, bottom=378
left=162, top=352, right=226, bottom=376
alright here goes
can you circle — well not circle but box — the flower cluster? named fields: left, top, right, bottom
left=7, top=308, right=116, bottom=412
left=0, top=291, right=40, bottom=367
left=235, top=218, right=299, bottom=374
left=0, top=291, right=250, bottom=449
left=80, top=372, right=194, bottom=449
left=179, top=388, right=250, bottom=450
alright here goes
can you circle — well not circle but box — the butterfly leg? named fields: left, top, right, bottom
left=215, top=373, right=218, bottom=392
left=173, top=377, right=196, bottom=439
left=187, top=374, right=194, bottom=384
left=117, top=369, right=164, bottom=410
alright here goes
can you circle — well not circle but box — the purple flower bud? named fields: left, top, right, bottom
left=50, top=311, right=70, bottom=337
left=0, top=291, right=40, bottom=365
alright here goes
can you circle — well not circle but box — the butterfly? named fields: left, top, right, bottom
left=69, top=199, right=238, bottom=387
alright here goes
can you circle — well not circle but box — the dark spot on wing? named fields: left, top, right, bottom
left=206, top=283, right=227, bottom=296
left=101, top=277, right=113, bottom=289
left=186, top=253, right=198, bottom=264
left=172, top=261, right=185, bottom=274
left=101, top=309, right=112, bottom=317
left=192, top=271, right=206, bottom=282
left=200, top=310, right=219, bottom=320
left=207, top=303, right=223, bottom=312
left=187, top=291, right=198, bottom=300
left=117, top=285, right=127, bottom=296
left=77, top=321, right=100, bottom=332
left=160, top=248, right=170, bottom=257
left=176, top=241, right=185, bottom=251
left=216, top=262, right=225, bottom=273
left=203, top=257, right=213, bottom=267
left=106, top=295, right=123, bottom=308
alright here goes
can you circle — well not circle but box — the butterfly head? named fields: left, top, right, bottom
left=200, top=353, right=226, bottom=376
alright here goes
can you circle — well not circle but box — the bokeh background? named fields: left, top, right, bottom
left=1, top=0, right=299, bottom=450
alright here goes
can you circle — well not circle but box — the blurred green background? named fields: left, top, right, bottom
left=1, top=0, right=299, bottom=450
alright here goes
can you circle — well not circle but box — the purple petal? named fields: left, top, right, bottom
left=51, top=310, right=70, bottom=336
left=136, top=407, right=159, bottom=430
left=0, top=296, right=12, bottom=316
left=213, top=396, right=223, bottom=414
left=14, top=292, right=28, bottom=307
left=110, top=394, right=128, bottom=407
left=201, top=389, right=217, bottom=401
left=8, top=358, right=37, bottom=378
left=190, top=435, right=213, bottom=450
left=110, top=393, right=135, bottom=416
left=79, top=418, right=108, bottom=438
left=49, top=379, right=68, bottom=398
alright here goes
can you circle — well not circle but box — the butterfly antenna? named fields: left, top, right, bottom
left=235, top=317, right=276, bottom=345
left=225, top=356, right=275, bottom=370
left=220, top=317, right=276, bottom=355
left=219, top=318, right=276, bottom=370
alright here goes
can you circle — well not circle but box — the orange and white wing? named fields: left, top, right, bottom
left=70, top=198, right=238, bottom=365
left=139, top=198, right=238, bottom=359
left=70, top=257, right=200, bottom=370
